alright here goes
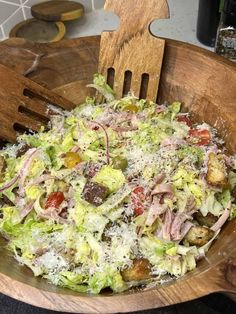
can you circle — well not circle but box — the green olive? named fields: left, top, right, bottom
left=122, top=104, right=139, bottom=113
left=112, top=156, right=128, bottom=171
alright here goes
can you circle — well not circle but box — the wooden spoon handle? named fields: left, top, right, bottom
left=98, top=0, right=169, bottom=100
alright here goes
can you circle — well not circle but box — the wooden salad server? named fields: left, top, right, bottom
left=98, top=0, right=169, bottom=101
left=0, top=63, right=74, bottom=143
left=0, top=0, right=168, bottom=143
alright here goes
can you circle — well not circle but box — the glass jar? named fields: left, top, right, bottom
left=197, top=0, right=221, bottom=47
left=215, top=0, right=236, bottom=61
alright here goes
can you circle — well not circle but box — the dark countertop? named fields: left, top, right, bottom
left=0, top=293, right=236, bottom=314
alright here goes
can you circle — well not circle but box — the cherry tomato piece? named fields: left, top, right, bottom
left=189, top=129, right=211, bottom=146
left=131, top=186, right=146, bottom=216
left=134, top=206, right=145, bottom=216
left=45, top=192, right=65, bottom=209
left=64, top=152, right=82, bottom=169
left=176, top=115, right=192, bottom=127
left=132, top=186, right=145, bottom=200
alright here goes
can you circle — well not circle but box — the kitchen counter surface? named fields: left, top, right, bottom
left=65, top=0, right=214, bottom=51
left=1, top=292, right=236, bottom=314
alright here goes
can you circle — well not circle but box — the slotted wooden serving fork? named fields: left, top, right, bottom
left=0, top=0, right=169, bottom=142
left=98, top=0, right=169, bottom=101
left=0, top=64, right=74, bottom=142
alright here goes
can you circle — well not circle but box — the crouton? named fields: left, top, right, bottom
left=206, top=152, right=228, bottom=188
left=231, top=186, right=236, bottom=200
left=194, top=212, right=218, bottom=228
left=0, top=156, right=6, bottom=181
left=184, top=226, right=214, bottom=247
left=82, top=181, right=109, bottom=206
left=121, top=258, right=152, bottom=282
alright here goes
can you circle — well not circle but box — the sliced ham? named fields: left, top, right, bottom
left=155, top=226, right=163, bottom=239
left=96, top=108, right=116, bottom=125
left=28, top=174, right=55, bottom=186
left=19, top=200, right=35, bottom=220
left=111, top=125, right=138, bottom=133
left=146, top=197, right=168, bottom=226
left=151, top=183, right=174, bottom=199
left=156, top=105, right=167, bottom=113
left=210, top=205, right=231, bottom=232
left=160, top=138, right=186, bottom=149
left=146, top=173, right=165, bottom=197
left=185, top=195, right=196, bottom=211
left=158, top=209, right=195, bottom=241
left=38, top=211, right=68, bottom=224
left=170, top=212, right=189, bottom=241
left=162, top=208, right=173, bottom=240
left=179, top=221, right=194, bottom=240
left=171, top=210, right=195, bottom=241
left=131, top=114, right=139, bottom=128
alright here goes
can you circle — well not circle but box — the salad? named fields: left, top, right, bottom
left=0, top=74, right=236, bottom=294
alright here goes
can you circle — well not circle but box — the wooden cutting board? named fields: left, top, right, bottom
left=31, top=0, right=84, bottom=22
left=9, top=19, right=66, bottom=43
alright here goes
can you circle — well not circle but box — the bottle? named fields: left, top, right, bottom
left=215, top=0, right=236, bottom=61
left=197, top=0, right=221, bottom=47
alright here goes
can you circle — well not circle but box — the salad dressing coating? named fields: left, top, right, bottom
left=0, top=74, right=236, bottom=294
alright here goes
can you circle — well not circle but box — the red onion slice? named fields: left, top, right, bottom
left=0, top=175, right=19, bottom=193
left=18, top=148, right=39, bottom=195
left=151, top=183, right=174, bottom=197
left=19, top=200, right=35, bottom=219
left=88, top=121, right=110, bottom=165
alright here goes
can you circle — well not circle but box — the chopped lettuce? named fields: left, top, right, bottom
left=92, top=165, right=126, bottom=193
left=25, top=185, right=44, bottom=200
left=87, top=74, right=115, bottom=103
left=217, top=189, right=231, bottom=208
left=230, top=204, right=236, bottom=219
left=83, top=212, right=108, bottom=239
left=200, top=191, right=223, bottom=216
left=172, top=167, right=197, bottom=189
left=0, top=206, right=22, bottom=236
left=55, top=270, right=88, bottom=293
left=61, top=129, right=76, bottom=152
left=178, top=145, right=204, bottom=164
left=229, top=171, right=236, bottom=189
left=0, top=77, right=234, bottom=295
left=132, top=122, right=169, bottom=152
left=139, top=236, right=177, bottom=262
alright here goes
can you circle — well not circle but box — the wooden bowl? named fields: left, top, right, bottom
left=0, top=36, right=236, bottom=313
